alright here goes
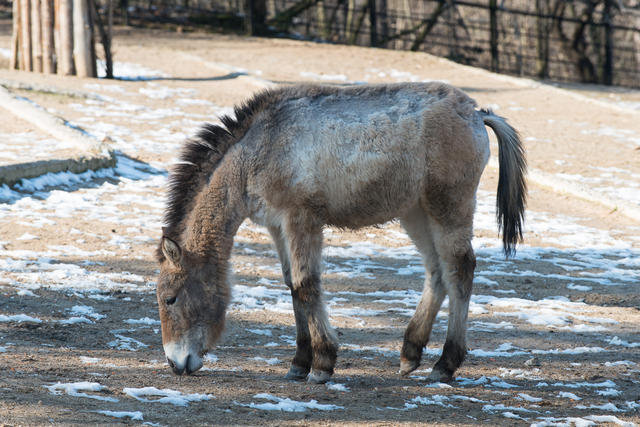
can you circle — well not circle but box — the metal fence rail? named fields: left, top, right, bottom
left=104, top=0, right=640, bottom=87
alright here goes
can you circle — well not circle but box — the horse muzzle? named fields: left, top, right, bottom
left=163, top=341, right=203, bottom=375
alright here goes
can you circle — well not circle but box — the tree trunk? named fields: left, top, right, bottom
left=73, top=0, right=93, bottom=77
left=58, top=0, right=74, bottom=75
left=42, top=0, right=55, bottom=73
left=11, top=0, right=20, bottom=69
left=90, top=0, right=113, bottom=78
left=20, top=0, right=32, bottom=71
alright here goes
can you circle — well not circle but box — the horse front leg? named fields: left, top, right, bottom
left=267, top=225, right=312, bottom=380
left=283, top=217, right=338, bottom=384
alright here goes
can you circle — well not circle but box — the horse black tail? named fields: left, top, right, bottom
left=480, top=109, right=527, bottom=257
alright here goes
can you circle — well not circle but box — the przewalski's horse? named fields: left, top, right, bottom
left=156, top=82, right=526, bottom=383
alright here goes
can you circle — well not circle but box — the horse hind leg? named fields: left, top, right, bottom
left=282, top=216, right=338, bottom=384
left=399, top=205, right=447, bottom=376
left=426, top=205, right=476, bottom=383
left=268, top=225, right=312, bottom=380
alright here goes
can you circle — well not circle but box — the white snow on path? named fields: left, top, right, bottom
left=108, top=332, right=149, bottom=351
left=44, top=381, right=118, bottom=402
left=236, top=393, right=343, bottom=412
left=0, top=314, right=42, bottom=323
left=125, top=317, right=161, bottom=326
left=123, top=387, right=213, bottom=406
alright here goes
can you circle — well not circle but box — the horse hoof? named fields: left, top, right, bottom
left=285, top=365, right=310, bottom=381
left=428, top=368, right=453, bottom=383
left=399, top=359, right=419, bottom=376
left=307, top=370, right=332, bottom=384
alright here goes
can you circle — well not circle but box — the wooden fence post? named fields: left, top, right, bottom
left=20, top=0, right=32, bottom=71
left=73, top=0, right=94, bottom=77
left=42, top=0, right=55, bottom=73
left=31, top=0, right=43, bottom=72
left=10, top=0, right=20, bottom=69
left=58, top=0, right=74, bottom=75
left=489, top=0, right=499, bottom=72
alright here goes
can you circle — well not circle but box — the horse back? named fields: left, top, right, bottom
left=244, top=83, right=489, bottom=228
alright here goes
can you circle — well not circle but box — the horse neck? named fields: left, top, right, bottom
left=183, top=156, right=247, bottom=265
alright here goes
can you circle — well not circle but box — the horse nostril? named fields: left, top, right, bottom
left=167, top=358, right=184, bottom=375
left=184, top=355, right=193, bottom=375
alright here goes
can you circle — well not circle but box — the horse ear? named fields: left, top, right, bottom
left=161, top=235, right=182, bottom=267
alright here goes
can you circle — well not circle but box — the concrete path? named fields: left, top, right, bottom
left=0, top=83, right=115, bottom=187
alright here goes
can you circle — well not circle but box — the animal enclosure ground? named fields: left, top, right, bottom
left=0, top=25, right=639, bottom=426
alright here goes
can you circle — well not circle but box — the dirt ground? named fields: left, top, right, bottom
left=0, top=24, right=639, bottom=426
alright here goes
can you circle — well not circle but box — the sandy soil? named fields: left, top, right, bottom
left=0, top=25, right=639, bottom=426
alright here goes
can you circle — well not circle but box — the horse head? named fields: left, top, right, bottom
left=156, top=234, right=229, bottom=375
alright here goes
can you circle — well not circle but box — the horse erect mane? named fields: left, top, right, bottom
left=158, top=88, right=277, bottom=260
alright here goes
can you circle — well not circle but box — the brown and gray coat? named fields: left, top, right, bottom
left=156, top=82, right=527, bottom=383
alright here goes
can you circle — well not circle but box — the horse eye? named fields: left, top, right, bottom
left=165, top=295, right=177, bottom=306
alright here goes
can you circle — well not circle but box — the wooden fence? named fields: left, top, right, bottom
left=8, top=0, right=638, bottom=86
left=8, top=0, right=113, bottom=77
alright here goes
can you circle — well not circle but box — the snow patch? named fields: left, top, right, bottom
left=123, top=387, right=213, bottom=406
left=125, top=317, right=161, bottom=325
left=44, top=381, right=118, bottom=402
left=0, top=314, right=42, bottom=323
left=326, top=382, right=350, bottom=392
left=238, top=393, right=343, bottom=412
